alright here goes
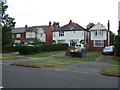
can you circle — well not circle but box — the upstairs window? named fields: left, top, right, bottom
left=94, top=30, right=103, bottom=36
left=16, top=34, right=21, bottom=38
left=59, top=31, right=64, bottom=36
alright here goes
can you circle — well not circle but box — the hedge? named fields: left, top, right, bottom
left=2, top=43, right=68, bottom=55
left=114, top=35, right=120, bottom=56
left=2, top=45, right=18, bottom=53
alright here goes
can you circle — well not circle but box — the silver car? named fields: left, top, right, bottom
left=102, top=46, right=114, bottom=55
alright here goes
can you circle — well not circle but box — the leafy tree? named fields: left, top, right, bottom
left=1, top=1, right=16, bottom=46
left=86, top=23, right=95, bottom=30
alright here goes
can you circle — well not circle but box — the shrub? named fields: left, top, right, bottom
left=114, top=35, right=120, bottom=56
left=2, top=45, right=18, bottom=53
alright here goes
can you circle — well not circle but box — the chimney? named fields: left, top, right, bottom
left=118, top=21, right=120, bottom=34
left=25, top=24, right=29, bottom=30
left=49, top=21, right=51, bottom=26
left=69, top=20, right=72, bottom=25
left=107, top=20, right=110, bottom=31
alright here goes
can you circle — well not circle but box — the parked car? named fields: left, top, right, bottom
left=102, top=46, right=114, bottom=55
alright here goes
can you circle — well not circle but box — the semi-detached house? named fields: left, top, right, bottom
left=12, top=23, right=55, bottom=45
left=52, top=20, right=89, bottom=48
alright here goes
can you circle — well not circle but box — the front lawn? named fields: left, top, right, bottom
left=10, top=60, right=78, bottom=67
left=101, top=66, right=120, bottom=77
left=55, top=51, right=102, bottom=62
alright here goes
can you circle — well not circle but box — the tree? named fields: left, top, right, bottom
left=1, top=1, right=16, bottom=46
left=86, top=23, right=95, bottom=30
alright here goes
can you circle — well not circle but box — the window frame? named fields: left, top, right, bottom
left=59, top=31, right=64, bottom=36
left=70, top=39, right=78, bottom=47
left=94, top=40, right=104, bottom=47
left=16, top=34, right=21, bottom=38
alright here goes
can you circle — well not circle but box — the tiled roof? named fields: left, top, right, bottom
left=90, top=23, right=107, bottom=31
left=53, top=23, right=88, bottom=31
left=25, top=26, right=49, bottom=32
left=12, top=28, right=25, bottom=33
left=12, top=26, right=49, bottom=33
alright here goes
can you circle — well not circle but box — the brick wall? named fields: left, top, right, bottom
left=46, top=25, right=55, bottom=43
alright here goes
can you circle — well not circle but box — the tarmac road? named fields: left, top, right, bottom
left=2, top=61, right=119, bottom=88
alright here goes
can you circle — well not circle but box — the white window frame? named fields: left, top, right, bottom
left=16, top=34, right=21, bottom=38
left=94, top=40, right=104, bottom=47
left=57, top=40, right=65, bottom=43
left=15, top=40, right=21, bottom=43
left=70, top=39, right=78, bottom=46
left=59, top=31, right=64, bottom=36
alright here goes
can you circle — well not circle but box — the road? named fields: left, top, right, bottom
left=2, top=59, right=119, bottom=88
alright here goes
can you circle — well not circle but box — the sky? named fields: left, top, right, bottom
left=6, top=0, right=119, bottom=34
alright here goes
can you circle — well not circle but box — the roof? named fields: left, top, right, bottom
left=26, top=26, right=49, bottom=32
left=90, top=23, right=107, bottom=31
left=12, top=28, right=25, bottom=34
left=12, top=25, right=49, bottom=33
left=53, top=23, right=88, bottom=32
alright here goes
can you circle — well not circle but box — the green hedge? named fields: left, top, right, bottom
left=2, top=43, right=68, bottom=55
left=2, top=45, right=18, bottom=53
left=114, top=35, right=120, bottom=56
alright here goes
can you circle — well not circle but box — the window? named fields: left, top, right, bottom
left=94, top=40, right=104, bottom=47
left=40, top=33, right=42, bottom=37
left=16, top=34, right=21, bottom=38
left=57, top=40, right=65, bottom=43
left=59, top=31, right=64, bottom=36
left=94, top=30, right=103, bottom=36
left=70, top=40, right=78, bottom=46
left=15, top=40, right=21, bottom=44
left=99, top=30, right=103, bottom=35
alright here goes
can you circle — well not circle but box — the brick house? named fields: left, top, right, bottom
left=53, top=20, right=89, bottom=48
left=12, top=27, right=26, bottom=45
left=89, top=21, right=112, bottom=51
left=12, top=22, right=56, bottom=45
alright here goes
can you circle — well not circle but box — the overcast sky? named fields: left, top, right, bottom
left=6, top=0, right=119, bottom=34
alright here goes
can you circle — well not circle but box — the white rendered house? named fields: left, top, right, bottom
left=89, top=22, right=111, bottom=51
left=53, top=20, right=89, bottom=48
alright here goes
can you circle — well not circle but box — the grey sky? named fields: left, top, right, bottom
left=6, top=0, right=119, bottom=34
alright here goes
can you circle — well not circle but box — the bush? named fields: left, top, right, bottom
left=2, top=45, right=18, bottom=53
left=114, top=35, right=120, bottom=56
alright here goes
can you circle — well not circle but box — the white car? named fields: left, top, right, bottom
left=102, top=46, right=114, bottom=55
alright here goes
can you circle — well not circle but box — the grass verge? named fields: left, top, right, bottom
left=100, top=66, right=120, bottom=77
left=1, top=56, right=25, bottom=60
left=10, top=60, right=78, bottom=67
left=109, top=60, right=120, bottom=65
left=55, top=51, right=101, bottom=62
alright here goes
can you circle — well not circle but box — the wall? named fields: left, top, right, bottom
left=46, top=25, right=55, bottom=43
left=53, top=30, right=85, bottom=46
left=37, top=28, right=46, bottom=42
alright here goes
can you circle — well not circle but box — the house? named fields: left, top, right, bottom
left=52, top=20, right=89, bottom=48
left=12, top=22, right=56, bottom=45
left=89, top=21, right=112, bottom=51
left=12, top=27, right=26, bottom=45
